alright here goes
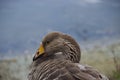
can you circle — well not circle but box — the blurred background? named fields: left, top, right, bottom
left=0, top=0, right=120, bottom=80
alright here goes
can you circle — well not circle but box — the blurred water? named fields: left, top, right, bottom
left=0, top=0, right=120, bottom=56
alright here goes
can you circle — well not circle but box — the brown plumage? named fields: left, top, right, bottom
left=28, top=32, right=108, bottom=80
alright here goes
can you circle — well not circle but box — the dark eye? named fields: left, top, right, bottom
left=46, top=40, right=50, bottom=45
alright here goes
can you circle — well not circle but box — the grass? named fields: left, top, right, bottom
left=81, top=41, right=120, bottom=80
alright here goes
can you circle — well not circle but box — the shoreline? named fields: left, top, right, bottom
left=1, top=36, right=120, bottom=60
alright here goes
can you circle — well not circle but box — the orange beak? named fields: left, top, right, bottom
left=33, top=44, right=45, bottom=61
left=38, top=44, right=45, bottom=54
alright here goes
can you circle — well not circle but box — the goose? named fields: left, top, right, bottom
left=28, top=32, right=108, bottom=80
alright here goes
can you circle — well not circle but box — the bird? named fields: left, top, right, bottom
left=28, top=32, right=109, bottom=80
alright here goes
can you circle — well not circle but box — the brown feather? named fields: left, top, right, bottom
left=28, top=32, right=109, bottom=80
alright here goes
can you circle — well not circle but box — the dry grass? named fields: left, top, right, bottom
left=81, top=41, right=120, bottom=80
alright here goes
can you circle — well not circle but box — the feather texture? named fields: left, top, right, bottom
left=28, top=32, right=109, bottom=80
left=28, top=59, right=108, bottom=80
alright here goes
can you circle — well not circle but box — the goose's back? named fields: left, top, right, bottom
left=28, top=59, right=108, bottom=80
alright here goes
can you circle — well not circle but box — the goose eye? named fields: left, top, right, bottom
left=46, top=41, right=50, bottom=45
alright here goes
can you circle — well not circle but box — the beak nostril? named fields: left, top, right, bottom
left=37, top=51, right=39, bottom=55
